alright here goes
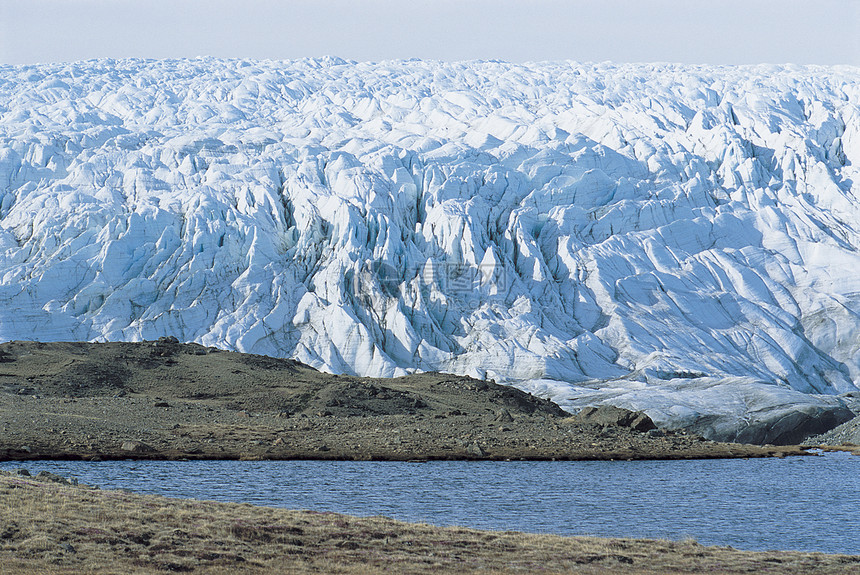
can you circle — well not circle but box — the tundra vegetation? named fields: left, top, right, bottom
left=2, top=471, right=859, bottom=574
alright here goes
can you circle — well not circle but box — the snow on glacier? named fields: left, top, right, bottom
left=1, top=58, right=859, bottom=441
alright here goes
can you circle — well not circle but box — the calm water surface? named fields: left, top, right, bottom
left=3, top=452, right=858, bottom=554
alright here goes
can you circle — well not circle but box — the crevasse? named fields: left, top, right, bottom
left=1, top=58, right=859, bottom=441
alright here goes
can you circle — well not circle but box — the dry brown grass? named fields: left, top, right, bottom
left=1, top=472, right=858, bottom=574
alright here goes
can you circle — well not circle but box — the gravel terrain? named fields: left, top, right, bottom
left=0, top=340, right=811, bottom=461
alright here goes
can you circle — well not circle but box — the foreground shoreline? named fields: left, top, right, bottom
left=1, top=470, right=858, bottom=574
left=0, top=340, right=822, bottom=462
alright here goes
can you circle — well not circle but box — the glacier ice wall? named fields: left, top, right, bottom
left=1, top=58, right=859, bottom=440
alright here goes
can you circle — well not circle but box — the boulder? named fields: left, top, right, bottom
left=465, top=441, right=485, bottom=457
left=494, top=409, right=514, bottom=423
left=120, top=440, right=154, bottom=453
left=574, top=406, right=657, bottom=432
left=35, top=471, right=71, bottom=485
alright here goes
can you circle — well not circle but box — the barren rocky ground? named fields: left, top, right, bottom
left=0, top=340, right=810, bottom=461
left=805, top=404, right=860, bottom=454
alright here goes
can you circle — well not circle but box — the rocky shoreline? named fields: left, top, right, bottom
left=0, top=340, right=818, bottom=461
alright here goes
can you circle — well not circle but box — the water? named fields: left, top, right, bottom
left=3, top=452, right=859, bottom=554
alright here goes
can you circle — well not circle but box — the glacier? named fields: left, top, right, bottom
left=1, top=58, right=859, bottom=442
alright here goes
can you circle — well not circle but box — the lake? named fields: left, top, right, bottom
left=3, top=451, right=858, bottom=555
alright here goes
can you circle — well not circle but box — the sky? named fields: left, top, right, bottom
left=1, top=0, right=859, bottom=66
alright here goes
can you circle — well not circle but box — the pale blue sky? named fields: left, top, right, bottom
left=1, top=0, right=858, bottom=65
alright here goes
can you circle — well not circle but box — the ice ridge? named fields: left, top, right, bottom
left=1, top=58, right=859, bottom=441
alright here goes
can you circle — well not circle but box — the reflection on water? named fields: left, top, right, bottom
left=3, top=452, right=858, bottom=554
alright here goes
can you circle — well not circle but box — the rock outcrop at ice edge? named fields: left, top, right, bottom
left=1, top=58, right=859, bottom=443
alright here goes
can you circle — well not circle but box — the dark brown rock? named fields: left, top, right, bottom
left=574, top=406, right=657, bottom=432
left=121, top=441, right=154, bottom=453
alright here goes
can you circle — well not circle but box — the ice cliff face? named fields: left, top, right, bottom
left=1, top=58, right=859, bottom=441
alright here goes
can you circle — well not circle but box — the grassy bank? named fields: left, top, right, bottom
left=1, top=471, right=858, bottom=574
